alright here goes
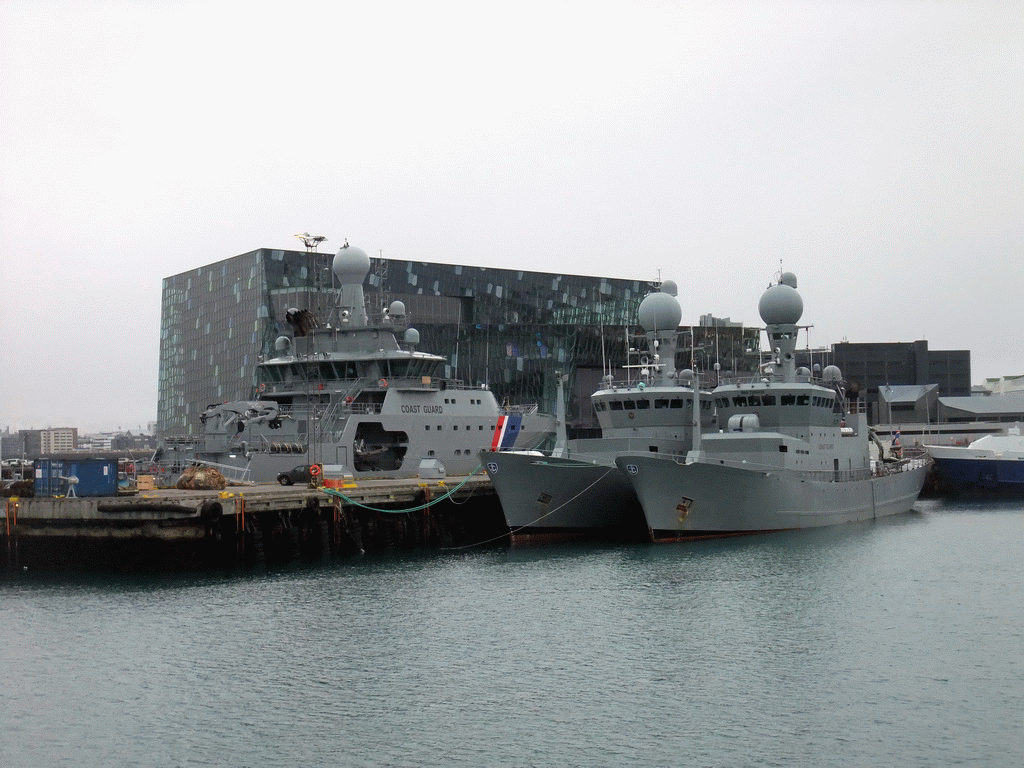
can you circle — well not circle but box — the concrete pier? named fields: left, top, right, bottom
left=2, top=475, right=506, bottom=571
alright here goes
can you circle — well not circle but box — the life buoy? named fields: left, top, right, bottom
left=310, top=464, right=322, bottom=477
left=345, top=396, right=353, bottom=403
left=378, top=378, right=388, bottom=388
left=258, top=382, right=266, bottom=392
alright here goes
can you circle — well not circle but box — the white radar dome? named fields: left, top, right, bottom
left=822, top=365, right=843, bottom=382
left=758, top=282, right=803, bottom=325
left=638, top=291, right=682, bottom=333
left=660, top=280, right=678, bottom=297
left=332, top=245, right=371, bottom=283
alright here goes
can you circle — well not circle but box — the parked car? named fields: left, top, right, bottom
left=276, top=464, right=320, bottom=485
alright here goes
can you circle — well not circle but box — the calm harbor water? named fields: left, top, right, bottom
left=2, top=496, right=1022, bottom=768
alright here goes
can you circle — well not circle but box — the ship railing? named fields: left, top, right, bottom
left=847, top=398, right=869, bottom=415
left=501, top=403, right=540, bottom=415
left=679, top=452, right=927, bottom=482
left=434, top=379, right=486, bottom=391
left=597, top=376, right=694, bottom=391
left=190, top=459, right=253, bottom=484
left=160, top=434, right=204, bottom=446
left=350, top=403, right=385, bottom=415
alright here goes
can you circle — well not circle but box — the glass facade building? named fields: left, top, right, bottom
left=157, top=248, right=761, bottom=436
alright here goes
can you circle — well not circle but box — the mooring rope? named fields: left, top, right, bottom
left=321, top=464, right=487, bottom=514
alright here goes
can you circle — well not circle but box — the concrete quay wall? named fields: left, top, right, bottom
left=2, top=476, right=505, bottom=571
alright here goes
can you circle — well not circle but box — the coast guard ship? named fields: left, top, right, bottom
left=155, top=243, right=555, bottom=483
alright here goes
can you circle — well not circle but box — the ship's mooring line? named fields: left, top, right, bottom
left=441, top=465, right=618, bottom=551
left=321, top=465, right=486, bottom=514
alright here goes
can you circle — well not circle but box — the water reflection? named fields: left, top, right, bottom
left=2, top=499, right=1022, bottom=768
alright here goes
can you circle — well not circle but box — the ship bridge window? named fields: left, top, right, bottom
left=622, top=400, right=637, bottom=410
left=796, top=395, right=810, bottom=405
left=331, top=361, right=358, bottom=379
left=670, top=398, right=684, bottom=408
left=748, top=395, right=761, bottom=406
left=654, top=399, right=669, bottom=409
left=259, top=366, right=286, bottom=384
left=733, top=396, right=748, bottom=407
left=636, top=399, right=650, bottom=410
left=387, top=359, right=442, bottom=379
left=781, top=395, right=796, bottom=405
left=609, top=401, right=624, bottom=411
left=762, top=395, right=776, bottom=405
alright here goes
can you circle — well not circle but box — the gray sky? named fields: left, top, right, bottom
left=1, top=0, right=1021, bottom=433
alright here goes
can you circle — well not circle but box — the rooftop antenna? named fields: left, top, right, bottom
left=294, top=232, right=327, bottom=252
left=294, top=232, right=332, bottom=320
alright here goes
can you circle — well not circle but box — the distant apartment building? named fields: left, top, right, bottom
left=40, top=428, right=78, bottom=454
left=982, top=375, right=1024, bottom=395
left=0, top=428, right=23, bottom=461
left=78, top=433, right=115, bottom=452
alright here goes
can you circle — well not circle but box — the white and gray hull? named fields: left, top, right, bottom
left=481, top=450, right=644, bottom=540
left=616, top=454, right=929, bottom=539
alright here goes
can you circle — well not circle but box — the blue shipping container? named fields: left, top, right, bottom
left=34, top=458, right=119, bottom=497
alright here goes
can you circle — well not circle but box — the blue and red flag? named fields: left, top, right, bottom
left=490, top=412, right=523, bottom=450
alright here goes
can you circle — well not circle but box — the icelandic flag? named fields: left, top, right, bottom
left=892, top=430, right=901, bottom=447
left=491, top=412, right=523, bottom=450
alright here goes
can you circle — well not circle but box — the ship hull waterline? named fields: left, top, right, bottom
left=616, top=455, right=929, bottom=541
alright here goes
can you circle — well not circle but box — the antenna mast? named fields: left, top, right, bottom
left=293, top=232, right=328, bottom=479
